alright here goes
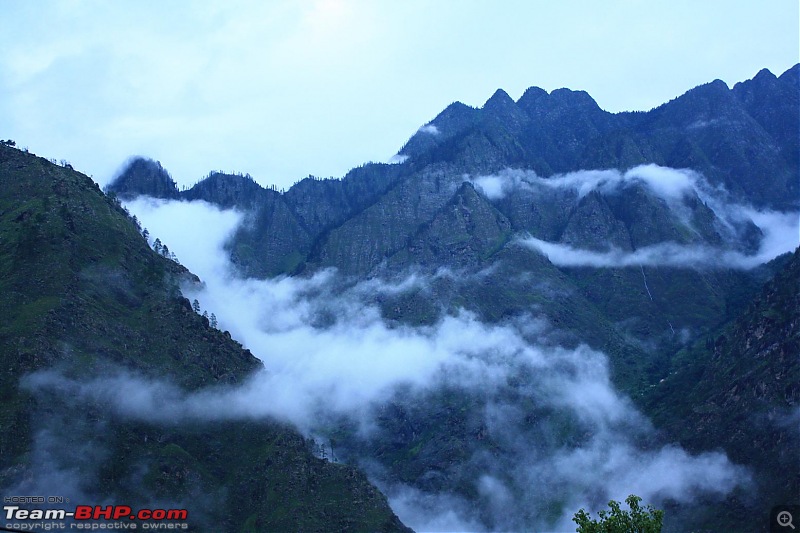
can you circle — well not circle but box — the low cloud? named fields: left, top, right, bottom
left=520, top=207, right=797, bottom=269
left=471, top=164, right=698, bottom=201
left=418, top=124, right=440, bottom=135
left=16, top=197, right=757, bottom=530
left=468, top=165, right=798, bottom=269
left=387, top=154, right=409, bottom=164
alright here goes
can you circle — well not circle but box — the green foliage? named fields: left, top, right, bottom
left=0, top=145, right=408, bottom=532
left=573, top=495, right=663, bottom=533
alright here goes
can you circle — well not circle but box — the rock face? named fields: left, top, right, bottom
left=106, top=65, right=799, bottom=279
left=101, top=65, right=798, bottom=386
left=0, top=144, right=409, bottom=532
left=102, top=65, right=799, bottom=531
left=646, top=250, right=799, bottom=530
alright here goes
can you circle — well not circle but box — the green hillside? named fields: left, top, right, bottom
left=0, top=144, right=409, bottom=532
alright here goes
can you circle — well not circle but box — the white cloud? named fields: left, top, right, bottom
left=520, top=205, right=798, bottom=269
left=418, top=124, right=440, bottom=135
left=625, top=164, right=695, bottom=200
left=125, top=197, right=242, bottom=276
left=21, top=197, right=756, bottom=530
left=471, top=164, right=698, bottom=201
left=468, top=165, right=798, bottom=269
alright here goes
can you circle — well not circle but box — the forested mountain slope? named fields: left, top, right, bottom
left=0, top=144, right=408, bottom=532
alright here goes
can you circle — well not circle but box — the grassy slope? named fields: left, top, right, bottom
left=0, top=145, right=408, bottom=532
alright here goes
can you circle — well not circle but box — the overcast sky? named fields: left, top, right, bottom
left=1, top=1, right=797, bottom=190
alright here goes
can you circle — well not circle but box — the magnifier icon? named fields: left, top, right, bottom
left=778, top=511, right=796, bottom=530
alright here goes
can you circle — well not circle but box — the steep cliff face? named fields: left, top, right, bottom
left=646, top=249, right=799, bottom=528
left=96, top=65, right=798, bottom=531
left=106, top=66, right=798, bottom=281
left=0, top=145, right=408, bottom=532
left=392, top=182, right=512, bottom=269
left=103, top=66, right=796, bottom=393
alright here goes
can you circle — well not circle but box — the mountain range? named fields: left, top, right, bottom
left=0, top=144, right=407, bottom=531
left=1, top=65, right=796, bottom=532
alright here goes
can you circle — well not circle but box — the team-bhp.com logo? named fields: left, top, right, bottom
left=3, top=502, right=189, bottom=530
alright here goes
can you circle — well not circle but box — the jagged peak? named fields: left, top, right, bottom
left=398, top=100, right=479, bottom=157
left=116, top=156, right=170, bottom=179
left=732, top=67, right=781, bottom=97
left=200, top=170, right=260, bottom=186
left=548, top=87, right=601, bottom=109
left=106, top=156, right=179, bottom=200
left=517, top=85, right=602, bottom=115
left=440, top=100, right=475, bottom=114
left=482, top=88, right=527, bottom=130
left=433, top=100, right=478, bottom=124
left=666, top=78, right=732, bottom=107
left=184, top=170, right=277, bottom=207
left=779, top=63, right=799, bottom=89
left=518, top=85, right=547, bottom=103
left=483, top=88, right=515, bottom=109
left=753, top=67, right=777, bottom=81
left=707, top=78, right=730, bottom=91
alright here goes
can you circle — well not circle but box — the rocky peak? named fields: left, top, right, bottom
left=106, top=157, right=180, bottom=200
left=778, top=63, right=799, bottom=90
left=547, top=88, right=602, bottom=111
left=399, top=101, right=479, bottom=159
left=482, top=88, right=528, bottom=133
left=183, top=171, right=269, bottom=209
left=516, top=86, right=548, bottom=111
left=483, top=88, right=516, bottom=111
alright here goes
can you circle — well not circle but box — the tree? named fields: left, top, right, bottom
left=192, top=299, right=201, bottom=314
left=210, top=313, right=218, bottom=328
left=573, top=495, right=663, bottom=533
left=153, top=238, right=163, bottom=255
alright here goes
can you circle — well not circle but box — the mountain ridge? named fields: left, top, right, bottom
left=0, top=144, right=409, bottom=532
left=101, top=65, right=799, bottom=530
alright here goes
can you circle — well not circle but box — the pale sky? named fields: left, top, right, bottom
left=1, top=0, right=797, bottom=190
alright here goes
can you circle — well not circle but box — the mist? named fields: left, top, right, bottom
left=471, top=165, right=699, bottom=202
left=18, top=191, right=761, bottom=530
left=472, top=165, right=798, bottom=269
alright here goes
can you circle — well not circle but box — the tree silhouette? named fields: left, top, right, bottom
left=573, top=495, right=663, bottom=533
